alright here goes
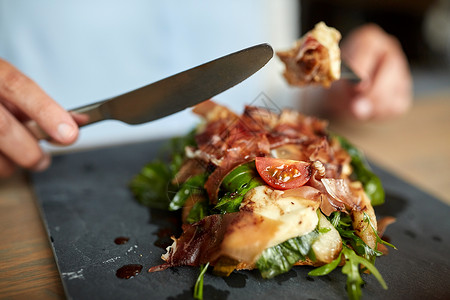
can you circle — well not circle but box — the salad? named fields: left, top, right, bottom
left=130, top=100, right=394, bottom=300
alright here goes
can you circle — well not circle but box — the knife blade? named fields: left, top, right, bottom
left=28, top=43, right=273, bottom=140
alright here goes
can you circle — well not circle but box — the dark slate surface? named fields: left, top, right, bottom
left=30, top=139, right=450, bottom=300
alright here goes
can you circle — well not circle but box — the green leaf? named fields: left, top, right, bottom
left=309, top=243, right=388, bottom=300
left=129, top=160, right=173, bottom=210
left=318, top=227, right=331, bottom=234
left=256, top=229, right=320, bottom=279
left=341, top=247, right=365, bottom=300
left=328, top=212, right=381, bottom=262
left=221, top=161, right=258, bottom=191
left=193, top=262, right=209, bottom=300
left=215, top=178, right=263, bottom=213
left=363, top=212, right=397, bottom=250
left=323, top=211, right=390, bottom=300
left=308, top=252, right=342, bottom=276
left=332, top=134, right=385, bottom=206
left=129, top=129, right=198, bottom=210
left=215, top=162, right=264, bottom=213
left=167, top=129, right=197, bottom=174
left=169, top=174, right=207, bottom=211
left=186, top=200, right=209, bottom=224
left=321, top=211, right=391, bottom=300
left=341, top=246, right=387, bottom=300
left=343, top=247, right=387, bottom=290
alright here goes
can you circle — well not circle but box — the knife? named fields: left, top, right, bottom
left=28, top=43, right=274, bottom=140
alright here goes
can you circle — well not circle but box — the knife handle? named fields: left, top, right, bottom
left=24, top=100, right=108, bottom=141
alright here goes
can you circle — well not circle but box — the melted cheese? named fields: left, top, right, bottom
left=240, top=185, right=320, bottom=249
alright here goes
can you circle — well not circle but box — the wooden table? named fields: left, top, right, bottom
left=330, top=92, right=450, bottom=205
left=1, top=92, right=449, bottom=299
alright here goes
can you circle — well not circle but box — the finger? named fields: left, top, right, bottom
left=0, top=59, right=78, bottom=145
left=341, top=26, right=382, bottom=81
left=341, top=24, right=412, bottom=120
left=349, top=52, right=389, bottom=120
left=0, top=151, right=50, bottom=177
left=341, top=24, right=393, bottom=92
left=0, top=103, right=49, bottom=170
left=363, top=49, right=412, bottom=119
left=31, top=152, right=52, bottom=172
left=0, top=152, right=17, bottom=178
left=70, top=111, right=90, bottom=126
left=351, top=97, right=374, bottom=120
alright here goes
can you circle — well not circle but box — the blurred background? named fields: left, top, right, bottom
left=0, top=0, right=298, bottom=150
left=300, top=0, right=450, bottom=98
left=0, top=0, right=449, bottom=151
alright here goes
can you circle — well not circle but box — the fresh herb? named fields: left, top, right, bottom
left=167, top=129, right=197, bottom=174
left=129, top=130, right=197, bottom=210
left=129, top=160, right=173, bottom=210
left=215, top=161, right=263, bottom=213
left=329, top=212, right=381, bottom=262
left=186, top=200, right=209, bottom=224
left=308, top=245, right=388, bottom=300
left=256, top=229, right=320, bottom=279
left=332, top=134, right=385, bottom=206
left=193, top=262, right=210, bottom=300
left=363, top=212, right=397, bottom=250
left=169, top=174, right=207, bottom=211
left=318, top=227, right=331, bottom=234
left=309, top=211, right=395, bottom=300
left=341, top=246, right=387, bottom=300
left=308, top=251, right=342, bottom=276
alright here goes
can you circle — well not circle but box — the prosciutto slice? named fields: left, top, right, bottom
left=191, top=102, right=339, bottom=203
left=189, top=101, right=369, bottom=217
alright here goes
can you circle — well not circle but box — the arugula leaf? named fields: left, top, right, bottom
left=193, top=262, right=210, bottom=300
left=325, top=212, right=391, bottom=299
left=329, top=212, right=382, bottom=262
left=186, top=200, right=209, bottom=224
left=308, top=251, right=342, bottom=276
left=363, top=212, right=397, bottom=250
left=129, top=130, right=197, bottom=210
left=341, top=246, right=365, bottom=300
left=342, top=246, right=387, bottom=300
left=214, top=178, right=262, bottom=213
left=169, top=174, right=207, bottom=211
left=167, top=129, right=197, bottom=174
left=256, top=229, right=320, bottom=279
left=331, top=211, right=396, bottom=264
left=215, top=162, right=263, bottom=213
left=332, top=134, right=385, bottom=206
left=309, top=245, right=387, bottom=300
left=221, top=161, right=257, bottom=191
left=129, top=160, right=173, bottom=210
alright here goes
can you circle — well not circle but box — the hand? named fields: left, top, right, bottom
left=0, top=58, right=79, bottom=177
left=325, top=24, right=413, bottom=120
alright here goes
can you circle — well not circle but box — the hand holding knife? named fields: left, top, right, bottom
left=26, top=44, right=274, bottom=141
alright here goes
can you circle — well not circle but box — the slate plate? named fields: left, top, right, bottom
left=31, top=139, right=450, bottom=300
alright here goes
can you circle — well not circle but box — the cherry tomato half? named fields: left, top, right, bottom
left=255, top=157, right=311, bottom=190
